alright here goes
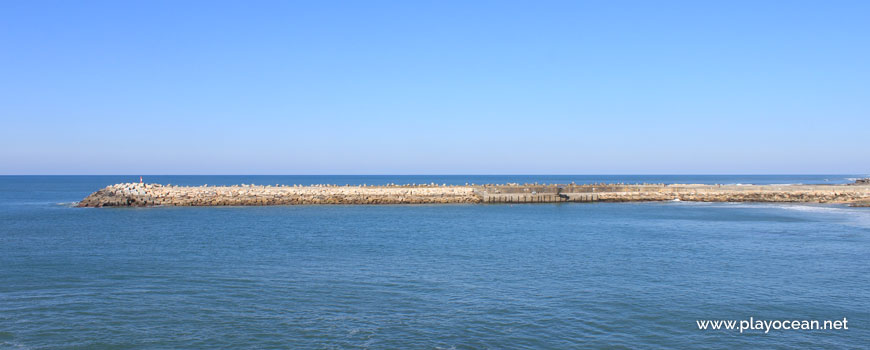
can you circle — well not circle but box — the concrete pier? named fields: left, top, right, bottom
left=77, top=182, right=870, bottom=207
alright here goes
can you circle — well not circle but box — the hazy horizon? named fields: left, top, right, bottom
left=2, top=173, right=868, bottom=177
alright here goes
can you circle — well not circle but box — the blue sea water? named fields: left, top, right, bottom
left=1, top=175, right=869, bottom=349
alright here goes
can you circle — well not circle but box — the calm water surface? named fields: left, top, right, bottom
left=2, top=176, right=869, bottom=349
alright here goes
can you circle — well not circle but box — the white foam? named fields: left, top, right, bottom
left=775, top=204, right=845, bottom=213
left=0, top=341, right=31, bottom=350
left=664, top=201, right=716, bottom=206
left=660, top=202, right=870, bottom=228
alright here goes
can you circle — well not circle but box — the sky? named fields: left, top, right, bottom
left=1, top=1, right=868, bottom=175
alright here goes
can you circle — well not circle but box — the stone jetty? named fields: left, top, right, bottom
left=77, top=182, right=870, bottom=207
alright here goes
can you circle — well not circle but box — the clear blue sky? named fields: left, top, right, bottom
left=1, top=1, right=868, bottom=175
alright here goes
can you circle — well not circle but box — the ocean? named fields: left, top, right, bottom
left=2, top=175, right=869, bottom=349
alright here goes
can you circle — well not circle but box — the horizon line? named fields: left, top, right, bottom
left=0, top=173, right=865, bottom=177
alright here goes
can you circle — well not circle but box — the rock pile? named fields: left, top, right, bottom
left=77, top=183, right=480, bottom=207
left=76, top=182, right=870, bottom=207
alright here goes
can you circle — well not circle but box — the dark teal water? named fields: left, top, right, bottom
left=2, top=176, right=869, bottom=349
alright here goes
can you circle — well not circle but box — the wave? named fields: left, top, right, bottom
left=651, top=201, right=870, bottom=228
left=721, top=203, right=870, bottom=228
left=846, top=176, right=870, bottom=182
left=658, top=201, right=717, bottom=206
left=0, top=341, right=31, bottom=350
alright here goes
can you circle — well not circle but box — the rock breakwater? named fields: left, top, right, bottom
left=77, top=183, right=480, bottom=207
left=77, top=183, right=870, bottom=207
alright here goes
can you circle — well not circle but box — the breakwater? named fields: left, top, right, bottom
left=76, top=182, right=870, bottom=207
